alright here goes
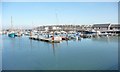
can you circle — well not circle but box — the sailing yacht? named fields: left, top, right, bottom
left=8, top=31, right=15, bottom=38
left=8, top=16, right=16, bottom=38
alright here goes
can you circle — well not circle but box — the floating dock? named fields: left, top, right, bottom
left=29, top=36, right=60, bottom=43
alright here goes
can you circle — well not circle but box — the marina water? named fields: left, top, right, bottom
left=2, top=35, right=118, bottom=70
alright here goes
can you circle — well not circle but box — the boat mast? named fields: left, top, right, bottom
left=55, top=11, right=58, bottom=26
left=11, top=16, right=13, bottom=31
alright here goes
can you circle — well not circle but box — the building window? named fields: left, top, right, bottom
left=110, top=27, right=113, bottom=30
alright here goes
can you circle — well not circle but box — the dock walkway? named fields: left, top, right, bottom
left=29, top=36, right=60, bottom=43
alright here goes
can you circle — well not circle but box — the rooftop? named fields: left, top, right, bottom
left=92, top=24, right=110, bottom=28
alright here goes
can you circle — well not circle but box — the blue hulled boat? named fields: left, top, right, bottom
left=8, top=32, right=16, bottom=38
left=8, top=16, right=16, bottom=38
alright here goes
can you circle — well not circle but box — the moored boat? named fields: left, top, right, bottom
left=8, top=31, right=16, bottom=38
left=15, top=32, right=23, bottom=37
left=8, top=16, right=16, bottom=38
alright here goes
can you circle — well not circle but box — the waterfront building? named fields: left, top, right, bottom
left=92, top=24, right=111, bottom=31
left=110, top=24, right=120, bottom=30
left=3, top=23, right=120, bottom=34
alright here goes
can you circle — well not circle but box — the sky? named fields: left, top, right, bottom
left=1, top=0, right=120, bottom=2
left=2, top=2, right=118, bottom=29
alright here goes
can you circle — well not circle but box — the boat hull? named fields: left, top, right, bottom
left=8, top=33, right=16, bottom=38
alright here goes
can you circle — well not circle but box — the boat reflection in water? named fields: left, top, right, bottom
left=52, top=43, right=55, bottom=56
left=2, top=35, right=118, bottom=70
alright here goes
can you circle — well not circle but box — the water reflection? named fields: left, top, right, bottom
left=18, top=37, right=21, bottom=49
left=2, top=35, right=118, bottom=70
left=91, top=36, right=118, bottom=43
left=66, top=40, right=68, bottom=46
left=52, top=43, right=55, bottom=56
left=30, top=39, right=33, bottom=49
left=10, top=38, right=15, bottom=48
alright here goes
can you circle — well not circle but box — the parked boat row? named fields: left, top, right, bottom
left=1, top=16, right=120, bottom=43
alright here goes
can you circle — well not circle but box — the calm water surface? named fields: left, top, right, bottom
left=2, top=35, right=118, bottom=70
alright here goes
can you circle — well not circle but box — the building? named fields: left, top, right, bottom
left=110, top=24, right=120, bottom=30
left=92, top=24, right=111, bottom=31
left=33, top=24, right=120, bottom=33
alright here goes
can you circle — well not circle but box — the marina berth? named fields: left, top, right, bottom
left=2, top=2, right=119, bottom=70
left=4, top=23, right=120, bottom=42
left=29, top=35, right=61, bottom=43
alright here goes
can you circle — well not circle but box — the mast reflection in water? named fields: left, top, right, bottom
left=2, top=35, right=118, bottom=70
